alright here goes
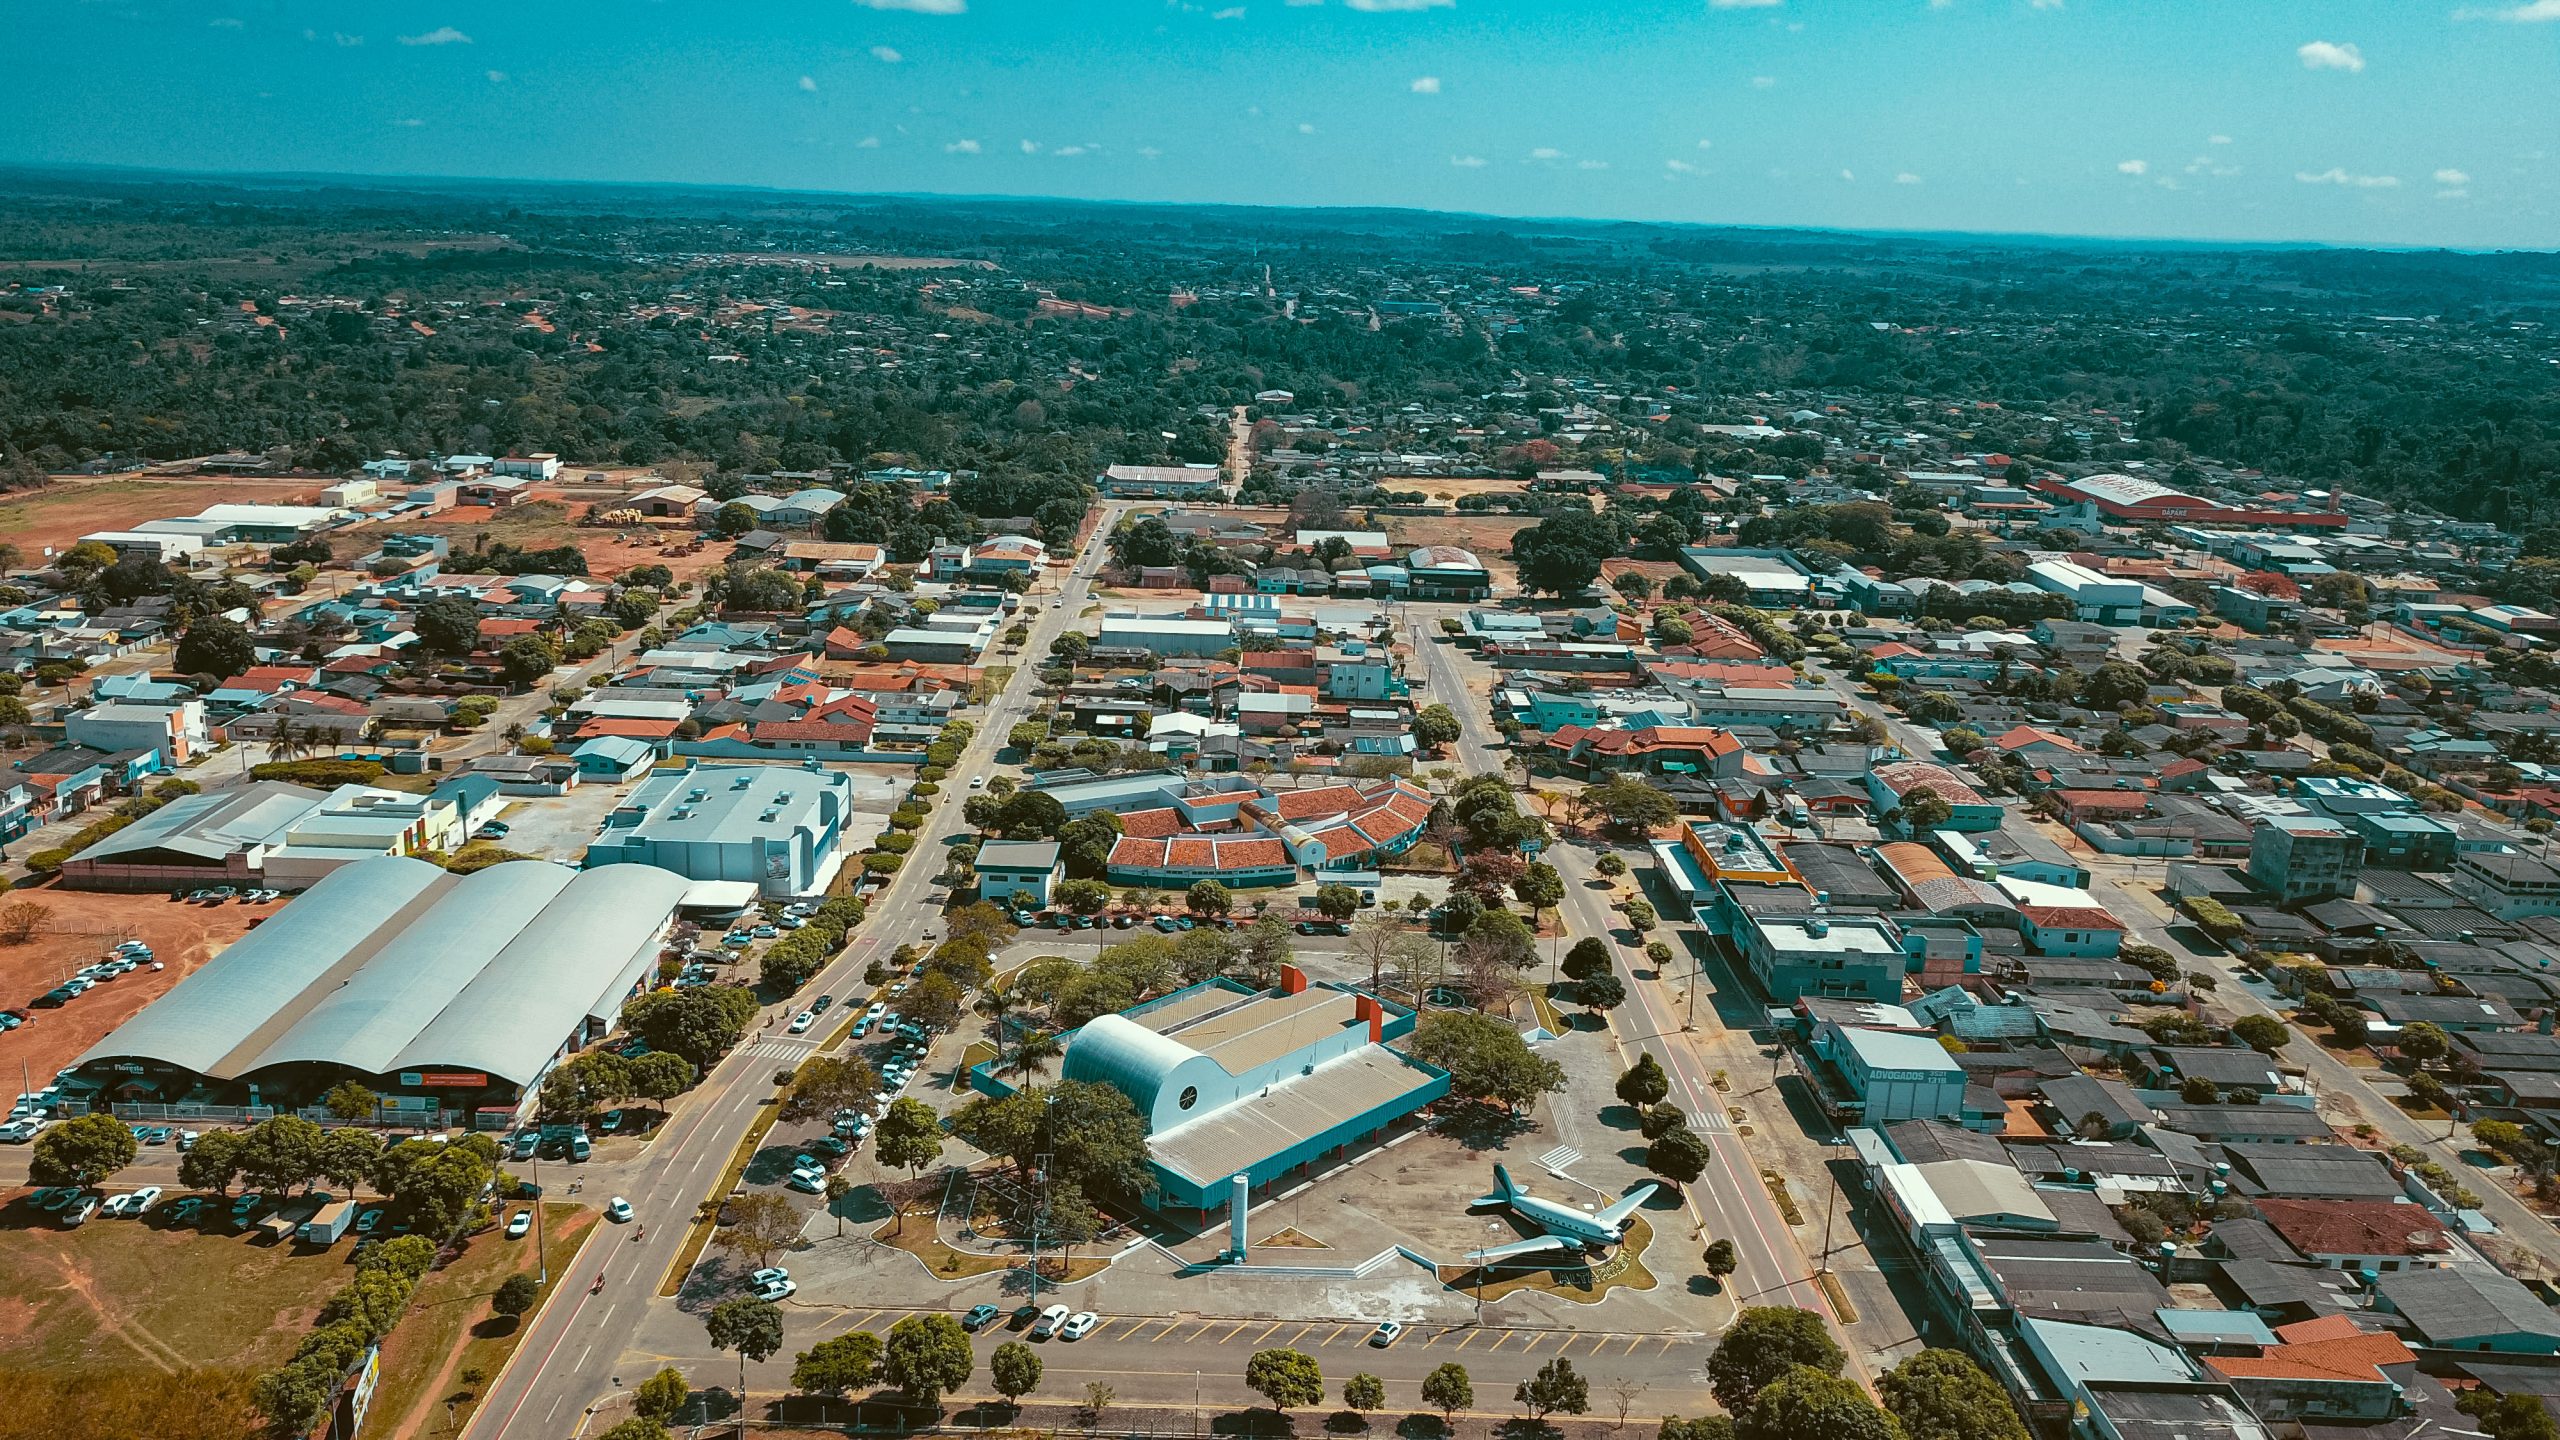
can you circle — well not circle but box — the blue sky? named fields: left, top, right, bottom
left=7, top=1, right=2556, bottom=250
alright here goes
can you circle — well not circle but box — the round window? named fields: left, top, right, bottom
left=1178, top=1085, right=1200, bottom=1111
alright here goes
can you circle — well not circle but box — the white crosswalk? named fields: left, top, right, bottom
left=1537, top=1144, right=1582, bottom=1174
left=743, top=1038, right=818, bottom=1061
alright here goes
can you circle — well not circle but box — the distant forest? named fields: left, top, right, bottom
left=0, top=168, right=2554, bottom=522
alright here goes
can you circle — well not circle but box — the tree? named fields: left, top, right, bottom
left=417, top=595, right=484, bottom=656
left=1737, top=1366, right=1900, bottom=1440
left=2082, top=662, right=2154, bottom=711
left=1897, top=789, right=1953, bottom=835
left=1577, top=776, right=1681, bottom=836
left=1647, top=1126, right=1713, bottom=1188
left=179, top=1129, right=244, bottom=1193
left=317, top=1127, right=383, bottom=1191
left=635, top=1368, right=691, bottom=1424
left=782, top=1055, right=881, bottom=1124
left=1246, top=1348, right=1325, bottom=1415
left=824, top=1174, right=855, bottom=1236
left=2397, top=1020, right=2450, bottom=1067
left=1188, top=879, right=1232, bottom=918
left=1055, top=878, right=1112, bottom=916
left=491, top=1271, right=541, bottom=1324
left=1315, top=884, right=1364, bottom=923
left=2232, top=1014, right=2290, bottom=1055
left=621, top=985, right=759, bottom=1070
left=1460, top=908, right=1538, bottom=972
left=792, top=1332, right=885, bottom=1398
left=322, top=1080, right=379, bottom=1122
left=498, top=633, right=560, bottom=687
left=1595, top=852, right=1628, bottom=878
left=0, top=900, right=49, bottom=943
left=882, top=1313, right=974, bottom=1408
left=28, top=1113, right=138, bottom=1187
left=990, top=1340, right=1044, bottom=1410
left=1415, top=704, right=1463, bottom=750
left=1516, top=1358, right=1591, bottom=1420
left=596, top=1422, right=671, bottom=1440
left=175, top=617, right=257, bottom=679
left=1704, top=1238, right=1739, bottom=1282
left=705, top=1297, right=787, bottom=1406
left=713, top=1192, right=804, bottom=1271
left=1580, top=972, right=1628, bottom=1016
left=1617, top=1054, right=1671, bottom=1112
left=1878, top=1349, right=2028, bottom=1440
left=1513, top=861, right=1566, bottom=919
left=1709, top=1308, right=1846, bottom=1412
left=1564, top=937, right=1614, bottom=985
left=1410, top=1011, right=1567, bottom=1112
left=1421, top=1363, right=1474, bottom=1423
left=1513, top=510, right=1619, bottom=596
left=1344, top=1372, right=1387, bottom=1415
left=997, top=789, right=1068, bottom=839
left=875, top=1097, right=946, bottom=1219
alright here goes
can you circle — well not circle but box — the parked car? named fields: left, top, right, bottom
left=1060, top=1311, right=1099, bottom=1341
left=506, top=1209, right=532, bottom=1239
left=961, top=1303, right=1002, bottom=1332
left=1368, top=1320, right=1405, bottom=1348
left=754, top=1275, right=797, bottom=1301
left=785, top=1168, right=825, bottom=1195
left=357, top=1207, right=384, bottom=1234
left=1031, top=1304, right=1070, bottom=1339
left=598, top=1109, right=625, bottom=1134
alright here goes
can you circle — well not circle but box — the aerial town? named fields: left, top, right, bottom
left=2, top=167, right=2560, bottom=1440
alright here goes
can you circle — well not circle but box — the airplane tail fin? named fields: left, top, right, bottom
left=1471, top=1164, right=1520, bottom=1210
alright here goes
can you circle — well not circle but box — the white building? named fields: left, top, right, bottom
left=2026, top=559, right=2143, bottom=625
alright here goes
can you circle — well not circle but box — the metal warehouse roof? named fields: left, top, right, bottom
left=81, top=857, right=690, bottom=1088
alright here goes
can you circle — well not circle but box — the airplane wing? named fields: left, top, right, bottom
left=1594, top=1183, right=1661, bottom=1230
left=1464, top=1233, right=1585, bottom=1265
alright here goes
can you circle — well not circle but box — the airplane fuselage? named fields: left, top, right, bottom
left=1504, top=1192, right=1624, bottom=1248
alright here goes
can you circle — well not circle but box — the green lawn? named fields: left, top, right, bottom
left=0, top=1200, right=345, bottom=1373
left=367, top=1203, right=596, bottom=1440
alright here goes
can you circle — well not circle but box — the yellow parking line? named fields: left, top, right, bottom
left=1147, top=1320, right=1183, bottom=1342
left=1656, top=1337, right=1679, bottom=1356
left=1484, top=1331, right=1514, bottom=1351
left=1219, top=1322, right=1251, bottom=1344
left=1251, top=1322, right=1286, bottom=1344
left=1189, top=1323, right=1221, bottom=1342
left=1621, top=1335, right=1644, bottom=1355
left=1453, top=1329, right=1481, bottom=1351
left=1283, top=1324, right=1315, bottom=1347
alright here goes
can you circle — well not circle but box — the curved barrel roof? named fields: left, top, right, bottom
left=1060, top=1013, right=1196, bottom=1116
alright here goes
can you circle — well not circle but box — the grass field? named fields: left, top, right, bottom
left=367, top=1204, right=596, bottom=1440
left=0, top=477, right=324, bottom=555
left=0, top=1201, right=343, bottom=1373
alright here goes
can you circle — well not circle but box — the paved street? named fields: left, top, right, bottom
left=466, top=508, right=1125, bottom=1440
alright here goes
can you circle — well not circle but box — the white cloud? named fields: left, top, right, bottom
left=2028, top=0, right=2063, bottom=8
left=852, top=0, right=965, bottom=12
left=1709, top=0, right=1782, bottom=7
left=2296, top=40, right=2365, bottom=72
left=799, top=75, right=819, bottom=91
left=2296, top=167, right=2398, bottom=187
left=1450, top=154, right=1488, bottom=168
left=1749, top=74, right=1776, bottom=88
left=1664, top=158, right=1699, bottom=174
left=1138, top=146, right=1164, bottom=159
left=1343, top=0, right=1453, bottom=9
left=2434, top=167, right=2471, bottom=185
left=2439, top=187, right=2471, bottom=199
left=1297, top=121, right=1316, bottom=133
left=333, top=32, right=365, bottom=45
left=1894, top=172, right=1923, bottom=185
left=486, top=69, right=507, bottom=83
left=2116, top=159, right=2148, bottom=175
left=1839, top=169, right=1856, bottom=181
left=399, top=26, right=471, bottom=45
left=1529, top=146, right=1564, bottom=160
left=1020, top=138, right=1040, bottom=153
left=870, top=45, right=903, bottom=62
left=856, top=135, right=882, bottom=148
left=1213, top=5, right=1246, bottom=16
left=945, top=138, right=981, bottom=153
left=1054, top=145, right=1089, bottom=157
left=2209, top=134, right=2233, bottom=145
left=392, top=117, right=425, bottom=127
left=2455, top=0, right=2560, bottom=18
left=209, top=16, right=244, bottom=27
left=1409, top=75, right=1441, bottom=93
left=1577, top=158, right=1610, bottom=170
left=1696, top=138, right=1713, bottom=150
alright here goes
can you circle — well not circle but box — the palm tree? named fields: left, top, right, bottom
left=1008, top=1029, right=1062, bottom=1085
left=983, top=986, right=1018, bottom=1064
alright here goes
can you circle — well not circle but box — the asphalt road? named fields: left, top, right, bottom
left=1401, top=609, right=1842, bottom=1348
left=466, top=508, right=1125, bottom=1440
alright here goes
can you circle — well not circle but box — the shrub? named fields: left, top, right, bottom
left=918, top=766, right=949, bottom=783
left=2184, top=897, right=2246, bottom=941
left=251, top=759, right=387, bottom=787
left=876, top=833, right=917, bottom=855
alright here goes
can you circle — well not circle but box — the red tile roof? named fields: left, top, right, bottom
left=2253, top=1198, right=2450, bottom=1259
left=2203, top=1323, right=2412, bottom=1384
left=1116, top=807, right=1186, bottom=839
left=2018, top=904, right=2126, bottom=933
left=1874, top=762, right=1990, bottom=809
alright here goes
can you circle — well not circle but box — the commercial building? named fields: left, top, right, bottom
left=1810, top=1021, right=1968, bottom=1124
left=2373, top=1267, right=2560, bottom=1353
left=1678, top=547, right=1819, bottom=607
left=1404, top=546, right=1492, bottom=600
left=974, top=839, right=1062, bottom=909
left=2247, top=817, right=2365, bottom=905
left=969, top=971, right=1448, bottom=1214
left=1100, top=463, right=1225, bottom=499
left=2027, top=560, right=2144, bottom=625
left=1103, top=777, right=1434, bottom=891
left=56, top=781, right=463, bottom=892
left=2450, top=850, right=2560, bottom=920
left=66, top=699, right=208, bottom=766
left=1096, top=614, right=1236, bottom=658
left=72, top=857, right=689, bottom=1121
left=1737, top=910, right=1906, bottom=1002
left=585, top=759, right=853, bottom=898
left=1870, top=762, right=2005, bottom=832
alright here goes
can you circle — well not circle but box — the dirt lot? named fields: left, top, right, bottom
left=1380, top=475, right=1533, bottom=504
left=1382, top=514, right=1535, bottom=588
left=0, top=888, right=267, bottom=1081
left=0, top=478, right=327, bottom=557
left=361, top=499, right=735, bottom=588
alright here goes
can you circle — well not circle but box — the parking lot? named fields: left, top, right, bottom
left=478, top=778, right=635, bottom=861
left=0, top=887, right=271, bottom=1083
